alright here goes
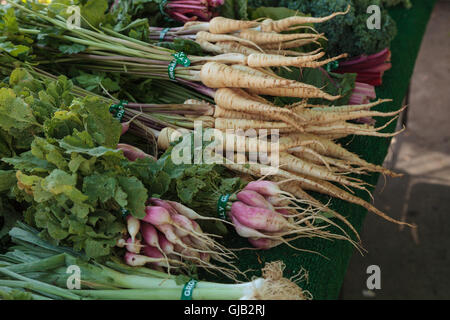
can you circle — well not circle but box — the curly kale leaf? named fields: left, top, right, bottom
left=263, top=0, right=398, bottom=57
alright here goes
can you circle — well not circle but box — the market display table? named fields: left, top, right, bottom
left=232, top=0, right=438, bottom=299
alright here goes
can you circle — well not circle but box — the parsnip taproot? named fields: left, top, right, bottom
left=200, top=62, right=295, bottom=88
left=239, top=29, right=325, bottom=45
left=246, top=52, right=325, bottom=67
left=260, top=5, right=351, bottom=33
left=248, top=86, right=341, bottom=101
left=214, top=88, right=306, bottom=132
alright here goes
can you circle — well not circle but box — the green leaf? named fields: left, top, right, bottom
left=0, top=170, right=16, bottom=193
left=43, top=109, right=83, bottom=140
left=0, top=41, right=30, bottom=57
left=0, top=88, right=38, bottom=133
left=176, top=177, right=206, bottom=204
left=47, top=221, right=69, bottom=241
left=31, top=137, right=68, bottom=170
left=84, top=238, right=114, bottom=258
left=220, top=0, right=248, bottom=20
left=80, top=0, right=109, bottom=28
left=82, top=174, right=117, bottom=203
left=80, top=96, right=122, bottom=148
left=117, top=176, right=147, bottom=219
left=41, top=169, right=88, bottom=204
left=2, top=151, right=56, bottom=173
left=58, top=130, right=121, bottom=158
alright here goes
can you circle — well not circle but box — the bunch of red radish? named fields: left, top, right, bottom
left=228, top=181, right=322, bottom=250
left=118, top=198, right=237, bottom=277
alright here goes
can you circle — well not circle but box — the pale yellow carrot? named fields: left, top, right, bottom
left=246, top=51, right=325, bottom=67
left=279, top=152, right=368, bottom=190
left=248, top=86, right=341, bottom=100
left=214, top=88, right=306, bottom=131
left=239, top=29, right=325, bottom=45
left=209, top=17, right=259, bottom=34
left=261, top=39, right=322, bottom=50
left=261, top=5, right=351, bottom=32
left=295, top=53, right=348, bottom=68
left=196, top=31, right=262, bottom=51
left=215, top=41, right=262, bottom=56
left=200, top=62, right=295, bottom=88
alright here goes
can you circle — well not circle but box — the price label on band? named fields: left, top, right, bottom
left=181, top=279, right=198, bottom=300
left=217, top=194, right=231, bottom=221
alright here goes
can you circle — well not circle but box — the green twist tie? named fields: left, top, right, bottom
left=181, top=279, right=198, bottom=300
left=172, top=51, right=191, bottom=67
left=159, top=27, right=170, bottom=41
left=167, top=52, right=191, bottom=81
left=121, top=208, right=130, bottom=218
left=167, top=59, right=178, bottom=81
left=325, top=60, right=339, bottom=72
left=109, top=100, right=128, bottom=122
left=217, top=194, right=231, bottom=221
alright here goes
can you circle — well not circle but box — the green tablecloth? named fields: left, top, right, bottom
left=230, top=0, right=437, bottom=300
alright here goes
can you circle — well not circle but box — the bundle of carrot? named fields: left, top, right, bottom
left=6, top=0, right=349, bottom=101
left=156, top=89, right=412, bottom=233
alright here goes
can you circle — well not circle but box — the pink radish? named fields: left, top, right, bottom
left=124, top=252, right=163, bottom=267
left=142, top=206, right=172, bottom=226
left=120, top=113, right=141, bottom=136
left=230, top=214, right=269, bottom=239
left=121, top=122, right=130, bottom=135
left=149, top=198, right=178, bottom=215
left=143, top=245, right=164, bottom=259
left=265, top=195, right=287, bottom=206
left=156, top=224, right=183, bottom=247
left=171, top=213, right=195, bottom=238
left=117, top=143, right=155, bottom=162
left=126, top=216, right=140, bottom=243
left=181, top=236, right=195, bottom=246
left=116, top=238, right=126, bottom=248
left=141, top=222, right=160, bottom=247
left=174, top=243, right=201, bottom=260
left=276, top=208, right=293, bottom=217
left=248, top=237, right=281, bottom=250
left=200, top=252, right=211, bottom=263
left=166, top=200, right=205, bottom=220
left=243, top=181, right=283, bottom=197
left=231, top=201, right=288, bottom=232
left=126, top=237, right=143, bottom=254
left=237, top=190, right=274, bottom=210
left=158, top=232, right=175, bottom=255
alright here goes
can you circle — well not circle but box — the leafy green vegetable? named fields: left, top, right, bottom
left=220, top=0, right=249, bottom=20
left=249, top=0, right=398, bottom=58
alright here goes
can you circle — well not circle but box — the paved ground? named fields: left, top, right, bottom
left=340, top=0, right=450, bottom=300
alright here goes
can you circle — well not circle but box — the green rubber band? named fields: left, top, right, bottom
left=172, top=51, right=191, bottom=67
left=121, top=208, right=130, bottom=218
left=217, top=194, right=231, bottom=221
left=168, top=59, right=178, bottom=81
left=159, top=27, right=170, bottom=41
left=167, top=52, right=191, bottom=81
left=109, top=100, right=128, bottom=122
left=181, top=279, right=198, bottom=300
left=325, top=60, right=339, bottom=72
